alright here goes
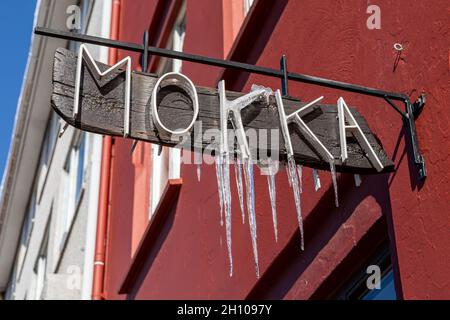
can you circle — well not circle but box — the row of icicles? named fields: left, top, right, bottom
left=195, top=156, right=361, bottom=278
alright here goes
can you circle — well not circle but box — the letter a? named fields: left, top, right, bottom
left=337, top=97, right=384, bottom=171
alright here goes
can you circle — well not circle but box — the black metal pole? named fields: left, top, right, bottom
left=280, top=55, right=289, bottom=96
left=141, top=30, right=149, bottom=73
left=384, top=96, right=408, bottom=120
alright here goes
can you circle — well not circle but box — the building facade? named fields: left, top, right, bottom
left=98, top=0, right=449, bottom=300
left=0, top=0, right=111, bottom=300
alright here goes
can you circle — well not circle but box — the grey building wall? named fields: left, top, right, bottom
left=2, top=0, right=111, bottom=300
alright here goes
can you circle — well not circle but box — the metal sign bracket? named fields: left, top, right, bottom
left=34, top=27, right=427, bottom=180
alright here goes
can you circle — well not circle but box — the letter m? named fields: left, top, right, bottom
left=74, top=44, right=132, bottom=137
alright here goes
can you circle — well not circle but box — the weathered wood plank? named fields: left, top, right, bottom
left=51, top=48, right=394, bottom=173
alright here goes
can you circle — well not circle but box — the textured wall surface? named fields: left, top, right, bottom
left=104, top=0, right=450, bottom=299
left=230, top=0, right=450, bottom=299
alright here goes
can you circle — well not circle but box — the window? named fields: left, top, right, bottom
left=15, top=186, right=37, bottom=280
left=56, top=132, right=86, bottom=255
left=33, top=226, right=49, bottom=300
left=5, top=267, right=17, bottom=299
left=361, top=269, right=396, bottom=300
left=37, top=112, right=60, bottom=200
left=27, top=271, right=36, bottom=301
left=150, top=3, right=186, bottom=216
left=10, top=113, right=58, bottom=292
left=75, top=134, right=86, bottom=202
left=67, top=0, right=92, bottom=33
left=53, top=0, right=91, bottom=269
left=79, top=0, right=92, bottom=34
left=336, top=243, right=397, bottom=300
left=41, top=113, right=59, bottom=168
left=34, top=258, right=46, bottom=299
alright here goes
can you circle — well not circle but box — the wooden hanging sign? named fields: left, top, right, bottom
left=51, top=47, right=394, bottom=174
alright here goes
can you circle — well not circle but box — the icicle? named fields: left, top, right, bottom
left=195, top=151, right=202, bottom=182
left=234, top=161, right=245, bottom=224
left=259, top=158, right=278, bottom=242
left=296, top=164, right=303, bottom=194
left=354, top=174, right=362, bottom=187
left=287, top=156, right=304, bottom=251
left=286, top=165, right=292, bottom=187
left=196, top=163, right=201, bottom=181
left=243, top=158, right=259, bottom=278
left=267, top=173, right=277, bottom=242
left=214, top=157, right=224, bottom=226
left=312, top=169, right=321, bottom=191
left=217, top=80, right=273, bottom=277
left=221, top=153, right=233, bottom=277
left=329, top=161, right=339, bottom=208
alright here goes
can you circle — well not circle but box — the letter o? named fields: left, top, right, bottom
left=151, top=72, right=199, bottom=136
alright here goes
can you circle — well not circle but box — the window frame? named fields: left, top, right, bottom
left=150, top=2, right=186, bottom=217
left=243, top=0, right=255, bottom=15
left=33, top=223, right=49, bottom=300
left=15, top=184, right=38, bottom=282
left=36, top=112, right=60, bottom=203
left=335, top=243, right=397, bottom=300
left=54, top=131, right=87, bottom=269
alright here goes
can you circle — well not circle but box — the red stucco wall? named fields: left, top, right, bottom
left=104, top=0, right=450, bottom=300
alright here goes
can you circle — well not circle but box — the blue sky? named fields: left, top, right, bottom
left=0, top=1, right=37, bottom=184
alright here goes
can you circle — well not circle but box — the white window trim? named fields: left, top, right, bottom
left=243, top=0, right=255, bottom=15
left=150, top=4, right=186, bottom=216
left=53, top=132, right=87, bottom=270
left=167, top=17, right=186, bottom=181
left=34, top=227, right=49, bottom=300
left=16, top=185, right=38, bottom=281
left=37, top=113, right=60, bottom=203
left=34, top=256, right=46, bottom=300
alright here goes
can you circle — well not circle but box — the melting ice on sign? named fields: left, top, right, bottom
left=262, top=158, right=279, bottom=242
left=215, top=157, right=224, bottom=226
left=216, top=81, right=273, bottom=278
left=217, top=153, right=233, bottom=276
left=354, top=174, right=362, bottom=187
left=297, top=165, right=303, bottom=194
left=267, top=174, right=277, bottom=241
left=329, top=161, right=339, bottom=207
left=234, top=161, right=245, bottom=224
left=312, top=169, right=321, bottom=191
left=195, top=150, right=202, bottom=182
left=243, top=158, right=259, bottom=278
left=287, top=156, right=305, bottom=251
left=286, top=165, right=292, bottom=188
left=274, top=90, right=307, bottom=251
